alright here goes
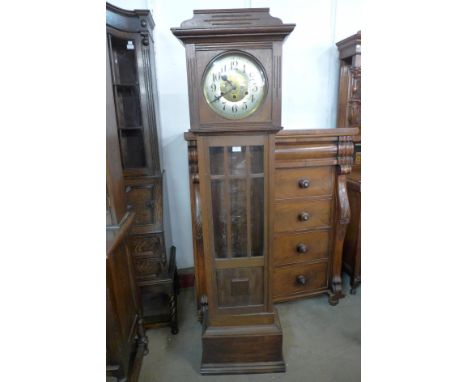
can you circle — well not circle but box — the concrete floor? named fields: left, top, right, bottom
left=139, top=277, right=360, bottom=382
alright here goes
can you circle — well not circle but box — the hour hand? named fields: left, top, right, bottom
left=221, top=75, right=236, bottom=90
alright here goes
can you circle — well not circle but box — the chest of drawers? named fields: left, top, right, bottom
left=272, top=128, right=358, bottom=305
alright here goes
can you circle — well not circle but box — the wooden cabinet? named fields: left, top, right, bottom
left=107, top=3, right=178, bottom=331
left=336, top=31, right=361, bottom=293
left=272, top=129, right=358, bottom=304
left=106, top=34, right=147, bottom=381
left=173, top=8, right=295, bottom=375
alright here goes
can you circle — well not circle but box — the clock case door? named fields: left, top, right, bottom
left=198, top=135, right=276, bottom=327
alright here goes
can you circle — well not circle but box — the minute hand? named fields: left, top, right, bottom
left=210, top=85, right=236, bottom=104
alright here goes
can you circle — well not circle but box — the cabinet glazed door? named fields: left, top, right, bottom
left=199, top=135, right=273, bottom=325
left=107, top=31, right=154, bottom=177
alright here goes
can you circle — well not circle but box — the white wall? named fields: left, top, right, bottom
left=108, top=0, right=361, bottom=269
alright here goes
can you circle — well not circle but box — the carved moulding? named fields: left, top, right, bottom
left=328, top=135, right=354, bottom=304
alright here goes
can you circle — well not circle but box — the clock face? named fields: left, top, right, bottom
left=202, top=52, right=267, bottom=120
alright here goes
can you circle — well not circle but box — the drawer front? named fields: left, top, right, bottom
left=273, top=262, right=328, bottom=298
left=275, top=166, right=334, bottom=199
left=128, top=233, right=165, bottom=283
left=274, top=199, right=332, bottom=233
left=273, top=230, right=330, bottom=266
left=125, top=178, right=162, bottom=232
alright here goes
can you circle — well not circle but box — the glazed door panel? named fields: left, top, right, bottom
left=199, top=135, right=271, bottom=320
left=107, top=30, right=156, bottom=177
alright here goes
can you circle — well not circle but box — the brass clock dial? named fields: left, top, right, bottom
left=203, top=52, right=267, bottom=120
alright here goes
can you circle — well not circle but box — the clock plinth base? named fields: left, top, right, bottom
left=201, top=309, right=285, bottom=375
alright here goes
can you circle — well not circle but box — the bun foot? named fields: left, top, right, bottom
left=328, top=294, right=340, bottom=306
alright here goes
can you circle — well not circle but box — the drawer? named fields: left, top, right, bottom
left=275, top=166, right=334, bottom=199
left=125, top=177, right=162, bottom=233
left=274, top=198, right=332, bottom=233
left=273, top=262, right=328, bottom=298
left=273, top=230, right=330, bottom=266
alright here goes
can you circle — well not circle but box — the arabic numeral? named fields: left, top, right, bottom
left=242, top=102, right=248, bottom=110
left=222, top=102, right=226, bottom=111
left=252, top=85, right=258, bottom=93
left=232, top=105, right=238, bottom=113
left=250, top=94, right=255, bottom=103
left=210, top=83, right=216, bottom=92
left=230, top=60, right=238, bottom=69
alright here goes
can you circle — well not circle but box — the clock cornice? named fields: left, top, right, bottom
left=171, top=8, right=295, bottom=44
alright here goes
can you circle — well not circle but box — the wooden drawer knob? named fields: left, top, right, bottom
left=298, top=179, right=310, bottom=188
left=296, top=275, right=307, bottom=285
left=298, top=212, right=310, bottom=221
left=296, top=243, right=308, bottom=253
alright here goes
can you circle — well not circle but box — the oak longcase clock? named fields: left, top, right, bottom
left=172, top=8, right=295, bottom=375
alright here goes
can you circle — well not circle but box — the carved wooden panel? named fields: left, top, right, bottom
left=129, top=233, right=166, bottom=283
left=128, top=233, right=165, bottom=259
left=125, top=177, right=162, bottom=233
left=134, top=256, right=162, bottom=281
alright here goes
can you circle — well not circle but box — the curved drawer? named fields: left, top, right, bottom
left=275, top=166, right=333, bottom=199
